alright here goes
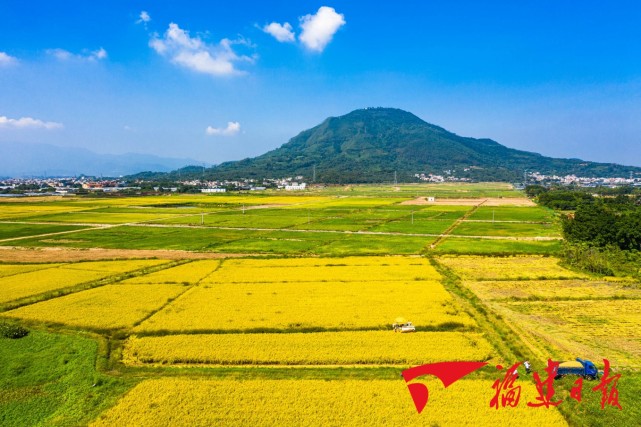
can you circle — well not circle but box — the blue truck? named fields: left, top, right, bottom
left=554, top=358, right=600, bottom=380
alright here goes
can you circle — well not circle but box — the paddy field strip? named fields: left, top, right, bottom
left=2, top=284, right=186, bottom=331
left=123, top=331, right=494, bottom=366
left=0, top=259, right=170, bottom=306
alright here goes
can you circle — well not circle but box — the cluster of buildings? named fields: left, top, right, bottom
left=413, top=173, right=471, bottom=182
left=527, top=172, right=641, bottom=187
left=0, top=175, right=313, bottom=196
left=0, top=177, right=139, bottom=196
left=188, top=177, right=308, bottom=193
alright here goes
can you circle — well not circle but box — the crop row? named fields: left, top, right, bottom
left=123, top=331, right=494, bottom=365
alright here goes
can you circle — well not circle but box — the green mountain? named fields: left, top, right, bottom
left=133, top=108, right=641, bottom=183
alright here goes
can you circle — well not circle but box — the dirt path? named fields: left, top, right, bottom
left=0, top=246, right=262, bottom=262
left=429, top=200, right=486, bottom=249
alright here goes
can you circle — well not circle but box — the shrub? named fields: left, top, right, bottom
left=0, top=322, right=29, bottom=339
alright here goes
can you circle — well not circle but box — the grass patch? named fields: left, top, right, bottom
left=0, top=329, right=134, bottom=427
left=433, top=237, right=562, bottom=255
left=452, top=221, right=561, bottom=237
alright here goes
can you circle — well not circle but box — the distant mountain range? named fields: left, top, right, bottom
left=131, top=108, right=641, bottom=183
left=0, top=142, right=198, bottom=178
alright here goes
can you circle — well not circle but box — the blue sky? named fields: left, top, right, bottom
left=2, top=1, right=641, bottom=166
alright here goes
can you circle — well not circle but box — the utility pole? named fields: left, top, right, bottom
left=394, top=171, right=397, bottom=185
left=242, top=204, right=245, bottom=214
left=411, top=210, right=414, bottom=225
left=313, top=164, right=316, bottom=183
left=523, top=170, right=527, bottom=187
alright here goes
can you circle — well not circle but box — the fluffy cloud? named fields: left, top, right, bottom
left=137, top=11, right=151, bottom=24
left=299, top=6, right=345, bottom=52
left=263, top=22, right=295, bottom=43
left=150, top=23, right=254, bottom=77
left=206, top=121, right=240, bottom=136
left=0, top=116, right=63, bottom=130
left=47, top=47, right=108, bottom=61
left=0, top=52, right=17, bottom=66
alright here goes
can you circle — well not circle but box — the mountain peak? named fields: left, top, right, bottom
left=334, top=107, right=425, bottom=124
left=135, top=108, right=641, bottom=183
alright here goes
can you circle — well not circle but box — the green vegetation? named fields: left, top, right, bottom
left=562, top=201, right=641, bottom=250
left=525, top=185, right=641, bottom=279
left=452, top=221, right=560, bottom=238
left=0, top=330, right=133, bottom=427
left=556, top=372, right=641, bottom=427
left=467, top=206, right=555, bottom=222
left=434, top=237, right=562, bottom=255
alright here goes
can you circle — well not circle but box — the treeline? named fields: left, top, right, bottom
left=527, top=185, right=641, bottom=277
left=526, top=184, right=640, bottom=210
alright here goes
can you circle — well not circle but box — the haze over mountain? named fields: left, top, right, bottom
left=134, top=108, right=641, bottom=183
left=0, top=142, right=198, bottom=178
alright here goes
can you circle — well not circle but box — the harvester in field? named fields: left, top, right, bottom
left=554, top=358, right=600, bottom=380
left=392, top=317, right=416, bottom=333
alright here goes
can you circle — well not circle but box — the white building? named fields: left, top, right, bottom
left=201, top=188, right=226, bottom=193
left=285, top=183, right=307, bottom=191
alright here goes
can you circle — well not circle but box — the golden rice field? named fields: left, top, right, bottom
left=499, top=299, right=641, bottom=368
left=135, top=280, right=474, bottom=333
left=437, top=255, right=587, bottom=280
left=464, top=279, right=641, bottom=301
left=90, top=378, right=567, bottom=427
left=120, top=260, right=220, bottom=284
left=123, top=331, right=494, bottom=366
left=204, top=258, right=439, bottom=283
left=0, top=267, right=107, bottom=304
left=2, top=284, right=184, bottom=330
left=0, top=263, right=61, bottom=278
left=0, top=259, right=169, bottom=304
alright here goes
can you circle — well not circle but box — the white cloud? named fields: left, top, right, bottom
left=0, top=116, right=63, bottom=130
left=137, top=11, right=151, bottom=24
left=93, top=47, right=108, bottom=60
left=206, top=121, right=240, bottom=136
left=0, top=52, right=18, bottom=66
left=263, top=22, right=295, bottom=43
left=150, top=23, right=254, bottom=77
left=299, top=6, right=345, bottom=52
left=47, top=47, right=108, bottom=62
